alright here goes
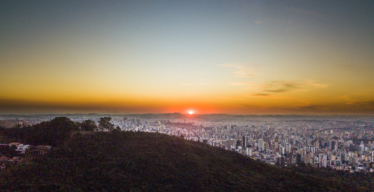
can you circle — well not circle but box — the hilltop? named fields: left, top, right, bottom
left=0, top=132, right=358, bottom=191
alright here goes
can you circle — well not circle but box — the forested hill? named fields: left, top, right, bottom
left=0, top=132, right=359, bottom=191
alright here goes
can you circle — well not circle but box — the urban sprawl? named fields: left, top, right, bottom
left=1, top=114, right=374, bottom=173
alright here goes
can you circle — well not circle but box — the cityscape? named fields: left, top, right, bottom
left=2, top=114, right=374, bottom=173
left=1, top=0, right=374, bottom=190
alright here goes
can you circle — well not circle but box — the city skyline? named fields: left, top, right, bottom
left=1, top=1, right=374, bottom=114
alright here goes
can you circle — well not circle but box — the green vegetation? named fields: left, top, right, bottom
left=0, top=117, right=79, bottom=146
left=98, top=117, right=114, bottom=132
left=289, top=163, right=374, bottom=191
left=80, top=120, right=98, bottom=131
left=0, top=131, right=360, bottom=191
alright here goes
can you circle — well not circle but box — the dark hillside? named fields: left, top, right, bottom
left=0, top=132, right=359, bottom=191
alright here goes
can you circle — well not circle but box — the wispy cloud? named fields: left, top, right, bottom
left=251, top=93, right=270, bottom=97
left=303, top=80, right=329, bottom=88
left=252, top=80, right=329, bottom=95
left=220, top=64, right=254, bottom=78
left=255, top=20, right=262, bottom=24
left=263, top=82, right=298, bottom=93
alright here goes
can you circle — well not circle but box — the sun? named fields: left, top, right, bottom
left=188, top=111, right=194, bottom=115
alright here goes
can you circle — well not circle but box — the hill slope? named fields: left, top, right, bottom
left=0, top=132, right=358, bottom=191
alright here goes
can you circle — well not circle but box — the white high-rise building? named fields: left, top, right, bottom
left=258, top=139, right=264, bottom=152
left=279, top=145, right=285, bottom=156
left=321, top=155, right=327, bottom=167
left=246, top=148, right=252, bottom=157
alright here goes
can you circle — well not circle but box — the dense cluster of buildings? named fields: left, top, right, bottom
left=116, top=116, right=374, bottom=173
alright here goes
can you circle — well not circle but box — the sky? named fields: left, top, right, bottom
left=1, top=0, right=374, bottom=114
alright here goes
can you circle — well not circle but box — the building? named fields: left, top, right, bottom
left=27, top=145, right=52, bottom=156
left=15, top=144, right=30, bottom=154
left=258, top=139, right=264, bottom=152
left=242, top=136, right=248, bottom=149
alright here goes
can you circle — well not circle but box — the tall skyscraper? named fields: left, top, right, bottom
left=330, top=140, right=337, bottom=151
left=321, top=155, right=327, bottom=167
left=242, top=136, right=248, bottom=149
left=246, top=148, right=252, bottom=157
left=258, top=139, right=264, bottom=152
left=279, top=145, right=285, bottom=156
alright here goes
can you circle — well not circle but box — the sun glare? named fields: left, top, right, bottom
left=188, top=111, right=194, bottom=115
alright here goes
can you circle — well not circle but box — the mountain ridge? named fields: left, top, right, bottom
left=0, top=132, right=358, bottom=191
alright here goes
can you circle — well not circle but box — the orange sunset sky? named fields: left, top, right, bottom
left=1, top=1, right=374, bottom=114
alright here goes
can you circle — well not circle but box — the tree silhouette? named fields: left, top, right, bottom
left=98, top=117, right=114, bottom=132
left=81, top=120, right=97, bottom=131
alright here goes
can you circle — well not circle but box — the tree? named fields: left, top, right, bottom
left=111, top=126, right=122, bottom=133
left=48, top=117, right=79, bottom=146
left=98, top=117, right=114, bottom=132
left=81, top=120, right=97, bottom=131
left=49, top=117, right=79, bottom=132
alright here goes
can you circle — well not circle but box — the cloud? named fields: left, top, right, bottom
left=220, top=64, right=254, bottom=78
left=255, top=20, right=262, bottom=24
left=262, top=81, right=298, bottom=93
left=266, top=89, right=288, bottom=93
left=253, top=80, right=329, bottom=95
left=303, top=81, right=329, bottom=88
left=264, top=82, right=298, bottom=93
